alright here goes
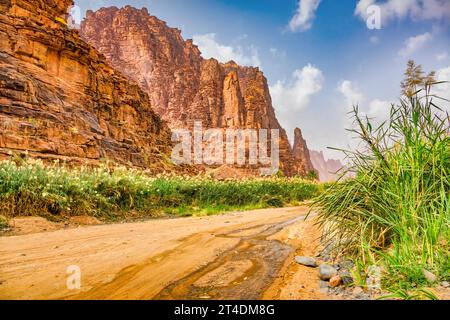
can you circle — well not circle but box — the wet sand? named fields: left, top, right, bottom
left=0, top=206, right=328, bottom=300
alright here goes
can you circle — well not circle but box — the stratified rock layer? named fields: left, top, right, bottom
left=0, top=0, right=172, bottom=169
left=80, top=6, right=312, bottom=176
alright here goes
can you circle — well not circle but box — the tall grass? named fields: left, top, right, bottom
left=313, top=86, right=450, bottom=290
left=0, top=160, right=320, bottom=221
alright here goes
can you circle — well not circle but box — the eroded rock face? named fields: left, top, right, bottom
left=310, top=150, right=343, bottom=182
left=0, top=0, right=172, bottom=169
left=80, top=6, right=312, bottom=176
left=80, top=6, right=203, bottom=129
left=292, top=128, right=315, bottom=175
left=221, top=71, right=246, bottom=128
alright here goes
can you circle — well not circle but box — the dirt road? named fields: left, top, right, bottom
left=0, top=206, right=326, bottom=300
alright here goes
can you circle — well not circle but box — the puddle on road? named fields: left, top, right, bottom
left=154, top=216, right=304, bottom=300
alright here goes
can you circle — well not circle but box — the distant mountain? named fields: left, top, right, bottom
left=310, top=150, right=343, bottom=182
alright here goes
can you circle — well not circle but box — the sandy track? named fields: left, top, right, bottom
left=0, top=206, right=324, bottom=300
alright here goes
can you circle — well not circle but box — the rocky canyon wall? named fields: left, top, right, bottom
left=0, top=0, right=173, bottom=170
left=80, top=6, right=314, bottom=177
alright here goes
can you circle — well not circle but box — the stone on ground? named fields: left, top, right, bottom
left=422, top=269, right=437, bottom=283
left=329, top=275, right=342, bottom=288
left=319, top=264, right=338, bottom=281
left=295, top=256, right=318, bottom=267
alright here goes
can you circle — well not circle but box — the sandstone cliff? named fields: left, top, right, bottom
left=292, top=128, right=315, bottom=175
left=309, top=150, right=343, bottom=182
left=0, top=0, right=173, bottom=170
left=80, top=6, right=312, bottom=176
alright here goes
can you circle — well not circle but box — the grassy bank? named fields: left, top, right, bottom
left=0, top=160, right=320, bottom=223
left=313, top=86, right=449, bottom=296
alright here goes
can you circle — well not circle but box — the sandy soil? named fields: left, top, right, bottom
left=0, top=206, right=330, bottom=300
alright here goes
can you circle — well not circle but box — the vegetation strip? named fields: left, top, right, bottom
left=0, top=161, right=320, bottom=223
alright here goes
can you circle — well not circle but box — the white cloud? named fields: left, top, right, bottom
left=270, top=65, right=324, bottom=113
left=68, top=4, right=82, bottom=28
left=289, top=0, right=322, bottom=32
left=337, top=80, right=393, bottom=157
left=368, top=99, right=392, bottom=121
left=338, top=80, right=393, bottom=124
left=398, top=32, right=433, bottom=57
left=436, top=52, right=449, bottom=62
left=432, top=65, right=450, bottom=112
left=338, top=80, right=365, bottom=107
left=355, top=0, right=450, bottom=24
left=270, top=64, right=324, bottom=145
left=193, top=33, right=261, bottom=67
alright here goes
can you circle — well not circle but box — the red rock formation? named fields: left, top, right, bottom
left=221, top=70, right=246, bottom=128
left=292, top=128, right=315, bottom=174
left=80, top=6, right=313, bottom=176
left=309, top=150, right=343, bottom=182
left=80, top=6, right=202, bottom=129
left=0, top=0, right=173, bottom=170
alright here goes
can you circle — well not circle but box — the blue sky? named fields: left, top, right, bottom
left=73, top=0, right=450, bottom=160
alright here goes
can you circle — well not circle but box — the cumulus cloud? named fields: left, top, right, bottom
left=270, top=65, right=324, bottom=144
left=270, top=65, right=324, bottom=113
left=193, top=33, right=261, bottom=67
left=338, top=80, right=365, bottom=107
left=367, top=99, right=392, bottom=121
left=289, top=0, right=322, bottom=32
left=337, top=82, right=392, bottom=157
left=347, top=67, right=450, bottom=128
left=355, top=0, right=450, bottom=24
left=432, top=65, right=450, bottom=112
left=398, top=32, right=433, bottom=57
left=338, top=80, right=393, bottom=124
